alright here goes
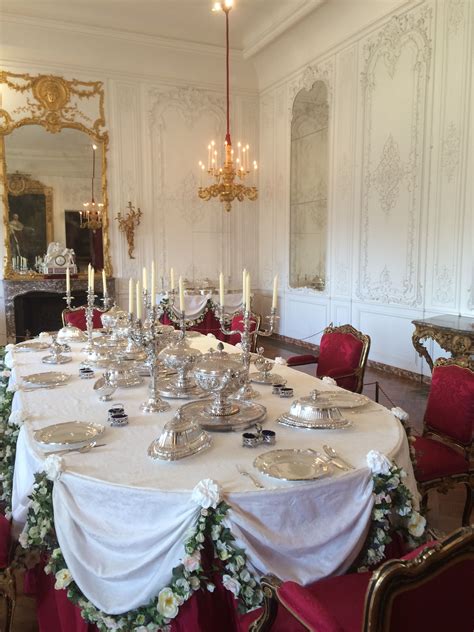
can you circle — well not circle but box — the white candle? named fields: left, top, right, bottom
left=242, top=268, right=247, bottom=306
left=151, top=261, right=156, bottom=306
left=178, top=276, right=185, bottom=313
left=102, top=269, right=107, bottom=296
left=170, top=267, right=175, bottom=291
left=136, top=281, right=142, bottom=320
left=66, top=267, right=71, bottom=294
left=245, top=272, right=251, bottom=312
left=272, top=274, right=278, bottom=310
left=142, top=266, right=147, bottom=291
left=88, top=263, right=92, bottom=289
left=128, top=278, right=133, bottom=314
left=90, top=267, right=95, bottom=293
left=219, top=272, right=225, bottom=307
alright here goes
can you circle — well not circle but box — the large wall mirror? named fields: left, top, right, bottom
left=289, top=80, right=328, bottom=291
left=0, top=71, right=112, bottom=279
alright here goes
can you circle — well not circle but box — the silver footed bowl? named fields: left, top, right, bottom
left=159, top=337, right=202, bottom=392
left=193, top=343, right=247, bottom=416
left=101, top=305, right=128, bottom=331
left=148, top=409, right=212, bottom=461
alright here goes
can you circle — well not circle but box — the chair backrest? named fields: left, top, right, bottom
left=424, top=357, right=474, bottom=447
left=316, top=324, right=371, bottom=393
left=227, top=312, right=261, bottom=352
left=62, top=306, right=106, bottom=331
left=363, top=527, right=474, bottom=632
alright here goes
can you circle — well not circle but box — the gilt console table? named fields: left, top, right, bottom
left=411, top=314, right=474, bottom=371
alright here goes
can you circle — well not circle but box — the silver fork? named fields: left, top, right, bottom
left=43, top=441, right=105, bottom=458
left=236, top=465, right=265, bottom=489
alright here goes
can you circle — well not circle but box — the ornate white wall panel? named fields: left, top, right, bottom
left=255, top=1, right=472, bottom=375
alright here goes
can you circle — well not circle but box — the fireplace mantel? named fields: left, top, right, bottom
left=1, top=278, right=116, bottom=342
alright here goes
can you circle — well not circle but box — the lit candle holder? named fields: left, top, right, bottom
left=66, top=267, right=71, bottom=294
left=219, top=272, right=225, bottom=307
left=128, top=278, right=134, bottom=314
left=272, top=274, right=278, bottom=310
left=136, top=280, right=142, bottom=320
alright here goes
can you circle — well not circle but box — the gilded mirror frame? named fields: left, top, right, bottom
left=0, top=71, right=112, bottom=279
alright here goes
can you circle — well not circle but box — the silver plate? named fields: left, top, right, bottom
left=42, top=355, right=72, bottom=365
left=15, top=341, right=50, bottom=351
left=277, top=413, right=352, bottom=430
left=249, top=372, right=285, bottom=385
left=308, top=392, right=369, bottom=410
left=34, top=421, right=105, bottom=447
left=23, top=372, right=71, bottom=387
left=180, top=399, right=267, bottom=432
left=254, top=449, right=330, bottom=481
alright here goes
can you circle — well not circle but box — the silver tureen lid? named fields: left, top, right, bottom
left=194, top=342, right=244, bottom=377
left=159, top=337, right=202, bottom=364
left=288, top=390, right=342, bottom=421
left=147, top=409, right=212, bottom=461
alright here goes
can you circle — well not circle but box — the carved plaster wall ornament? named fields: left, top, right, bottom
left=441, top=121, right=461, bottom=183
left=357, top=6, right=432, bottom=307
left=447, top=0, right=465, bottom=36
left=115, top=202, right=142, bottom=259
left=288, top=59, right=334, bottom=115
left=433, top=265, right=455, bottom=304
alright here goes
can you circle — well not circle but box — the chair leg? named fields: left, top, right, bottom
left=462, top=483, right=473, bottom=527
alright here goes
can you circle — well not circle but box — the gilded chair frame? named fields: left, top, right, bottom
left=250, top=527, right=474, bottom=632
left=417, top=356, right=474, bottom=526
left=321, top=323, right=371, bottom=394
left=0, top=71, right=112, bottom=279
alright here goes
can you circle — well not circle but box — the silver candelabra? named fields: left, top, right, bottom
left=84, top=287, right=97, bottom=352
left=215, top=305, right=277, bottom=400
left=134, top=317, right=170, bottom=413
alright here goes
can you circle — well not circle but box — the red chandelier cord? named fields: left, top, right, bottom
left=225, top=8, right=231, bottom=146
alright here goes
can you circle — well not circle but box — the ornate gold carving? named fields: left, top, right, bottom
left=115, top=202, right=142, bottom=259
left=412, top=323, right=474, bottom=371
left=0, top=71, right=112, bottom=278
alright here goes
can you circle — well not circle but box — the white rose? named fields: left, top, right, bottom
left=366, top=450, right=392, bottom=476
left=38, top=332, right=50, bottom=341
left=43, top=454, right=64, bottom=482
left=408, top=511, right=426, bottom=538
left=207, top=583, right=215, bottom=592
left=321, top=376, right=337, bottom=386
left=211, top=524, right=221, bottom=541
left=191, top=478, right=220, bottom=509
left=54, top=568, right=73, bottom=590
left=239, top=569, right=251, bottom=583
left=157, top=587, right=179, bottom=619
left=391, top=407, right=409, bottom=422
left=18, top=529, right=28, bottom=548
left=222, top=574, right=241, bottom=597
left=1, top=369, right=11, bottom=378
left=273, top=356, right=287, bottom=366
left=182, top=551, right=201, bottom=572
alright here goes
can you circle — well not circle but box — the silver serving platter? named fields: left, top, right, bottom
left=15, top=341, right=50, bottom=351
left=34, top=421, right=105, bottom=448
left=180, top=399, right=266, bottom=432
left=156, top=376, right=206, bottom=399
left=23, top=372, right=71, bottom=387
left=307, top=392, right=369, bottom=410
left=42, top=355, right=72, bottom=365
left=249, top=371, right=285, bottom=385
left=254, top=449, right=330, bottom=481
left=278, top=411, right=352, bottom=430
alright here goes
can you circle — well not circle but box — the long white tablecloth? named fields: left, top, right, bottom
left=8, top=336, right=417, bottom=614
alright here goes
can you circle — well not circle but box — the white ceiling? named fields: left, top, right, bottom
left=0, top=0, right=325, bottom=57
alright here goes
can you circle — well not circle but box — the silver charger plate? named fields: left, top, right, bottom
left=156, top=376, right=207, bottom=400
left=15, top=341, right=50, bottom=352
left=23, top=372, right=71, bottom=387
left=180, top=399, right=266, bottom=432
left=277, top=412, right=352, bottom=430
left=34, top=421, right=105, bottom=448
left=249, top=372, right=285, bottom=385
left=42, top=355, right=72, bottom=365
left=254, top=449, right=330, bottom=481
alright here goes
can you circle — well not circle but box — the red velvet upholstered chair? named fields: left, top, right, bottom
left=412, top=357, right=474, bottom=526
left=249, top=527, right=474, bottom=632
left=0, top=515, right=15, bottom=632
left=227, top=312, right=261, bottom=353
left=62, top=306, right=107, bottom=331
left=287, top=324, right=370, bottom=393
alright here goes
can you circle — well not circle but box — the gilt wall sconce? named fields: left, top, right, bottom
left=115, top=202, right=142, bottom=259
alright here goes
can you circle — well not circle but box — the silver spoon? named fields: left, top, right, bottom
left=43, top=441, right=105, bottom=458
left=323, top=445, right=354, bottom=470
left=236, top=465, right=265, bottom=489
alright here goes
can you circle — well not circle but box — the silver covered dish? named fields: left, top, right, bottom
left=148, top=409, right=212, bottom=461
left=277, top=390, right=352, bottom=429
left=157, top=337, right=203, bottom=398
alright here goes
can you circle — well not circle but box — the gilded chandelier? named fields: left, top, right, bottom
left=80, top=143, right=103, bottom=231
left=198, top=0, right=258, bottom=213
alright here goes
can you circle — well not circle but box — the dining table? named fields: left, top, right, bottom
left=6, top=333, right=417, bottom=631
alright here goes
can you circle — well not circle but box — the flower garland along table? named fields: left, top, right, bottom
left=2, top=341, right=427, bottom=631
